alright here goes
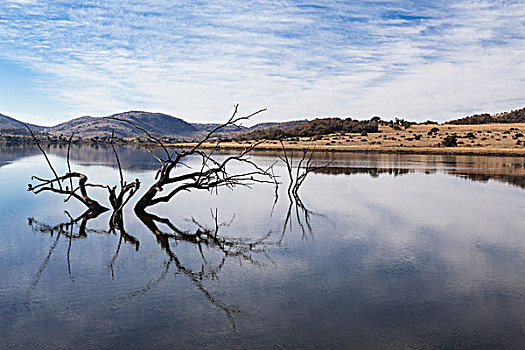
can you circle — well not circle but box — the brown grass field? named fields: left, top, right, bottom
left=168, top=123, right=525, bottom=157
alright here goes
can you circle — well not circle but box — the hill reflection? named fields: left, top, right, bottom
left=2, top=144, right=523, bottom=189
left=0, top=143, right=162, bottom=170
left=314, top=166, right=525, bottom=189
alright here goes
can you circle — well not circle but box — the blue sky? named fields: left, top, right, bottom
left=0, top=0, right=523, bottom=125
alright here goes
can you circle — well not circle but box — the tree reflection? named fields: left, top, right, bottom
left=135, top=210, right=281, bottom=328
left=24, top=126, right=327, bottom=327
left=28, top=210, right=140, bottom=285
left=27, top=207, right=284, bottom=328
left=137, top=210, right=275, bottom=269
left=277, top=143, right=332, bottom=238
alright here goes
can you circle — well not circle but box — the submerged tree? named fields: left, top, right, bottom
left=27, top=105, right=333, bottom=220
left=26, top=126, right=140, bottom=220
left=25, top=104, right=337, bottom=327
left=277, top=141, right=334, bottom=236
left=107, top=104, right=274, bottom=213
left=26, top=103, right=337, bottom=243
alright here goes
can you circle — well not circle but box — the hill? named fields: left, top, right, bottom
left=248, top=120, right=308, bottom=131
left=241, top=117, right=379, bottom=140
left=191, top=120, right=307, bottom=133
left=2, top=107, right=524, bottom=143
left=0, top=113, right=43, bottom=131
left=449, top=107, right=525, bottom=125
left=48, top=111, right=199, bottom=138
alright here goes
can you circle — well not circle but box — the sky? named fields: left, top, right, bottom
left=0, top=0, right=523, bottom=126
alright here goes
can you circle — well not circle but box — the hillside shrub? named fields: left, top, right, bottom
left=442, top=134, right=457, bottom=147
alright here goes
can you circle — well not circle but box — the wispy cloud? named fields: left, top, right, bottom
left=0, top=0, right=523, bottom=124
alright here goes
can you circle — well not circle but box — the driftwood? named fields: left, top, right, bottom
left=107, top=105, right=274, bottom=213
left=26, top=126, right=140, bottom=220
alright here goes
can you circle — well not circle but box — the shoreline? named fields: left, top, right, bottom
left=3, top=139, right=525, bottom=157
left=164, top=142, right=525, bottom=157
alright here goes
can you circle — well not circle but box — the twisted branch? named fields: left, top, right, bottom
left=106, top=105, right=273, bottom=213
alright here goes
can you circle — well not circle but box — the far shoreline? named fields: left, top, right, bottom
left=164, top=141, right=525, bottom=157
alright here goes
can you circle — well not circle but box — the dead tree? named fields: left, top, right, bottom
left=26, top=127, right=109, bottom=213
left=107, top=105, right=274, bottom=213
left=279, top=141, right=333, bottom=199
left=26, top=126, right=140, bottom=220
left=278, top=141, right=333, bottom=236
left=107, top=131, right=140, bottom=229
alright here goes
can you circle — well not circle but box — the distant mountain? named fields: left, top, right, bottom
left=0, top=113, right=43, bottom=131
left=3, top=111, right=307, bottom=140
left=449, top=107, right=525, bottom=124
left=2, top=107, right=525, bottom=141
left=48, top=111, right=199, bottom=138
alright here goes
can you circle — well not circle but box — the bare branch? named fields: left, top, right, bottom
left=105, top=116, right=171, bottom=161
left=110, top=131, right=124, bottom=189
left=24, top=123, right=62, bottom=190
left=279, top=140, right=294, bottom=199
left=275, top=142, right=334, bottom=236
left=28, top=172, right=109, bottom=212
left=66, top=132, right=74, bottom=195
left=189, top=105, right=266, bottom=153
left=145, top=147, right=165, bottom=165
left=129, top=106, right=269, bottom=212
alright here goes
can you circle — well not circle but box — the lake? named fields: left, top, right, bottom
left=1, top=144, right=524, bottom=349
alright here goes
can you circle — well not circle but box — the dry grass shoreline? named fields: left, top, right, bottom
left=166, top=123, right=525, bottom=157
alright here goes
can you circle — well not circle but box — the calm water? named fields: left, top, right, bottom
left=1, top=144, right=525, bottom=349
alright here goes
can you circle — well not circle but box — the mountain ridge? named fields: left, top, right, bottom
left=47, top=111, right=199, bottom=138
left=0, top=113, right=43, bottom=131
left=0, top=110, right=309, bottom=139
left=449, top=107, right=525, bottom=124
left=1, top=107, right=524, bottom=140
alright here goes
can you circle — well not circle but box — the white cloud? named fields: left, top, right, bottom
left=5, top=0, right=37, bottom=4
left=0, top=0, right=523, bottom=124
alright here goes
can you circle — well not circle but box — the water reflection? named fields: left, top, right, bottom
left=3, top=144, right=523, bottom=188
left=136, top=210, right=283, bottom=327
left=315, top=166, right=525, bottom=189
left=0, top=143, right=160, bottom=170
left=27, top=211, right=114, bottom=289
left=2, top=145, right=525, bottom=349
left=27, top=207, right=284, bottom=328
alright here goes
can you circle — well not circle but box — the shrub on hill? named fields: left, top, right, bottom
left=442, top=134, right=458, bottom=147
left=240, top=117, right=379, bottom=140
left=449, top=108, right=525, bottom=125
